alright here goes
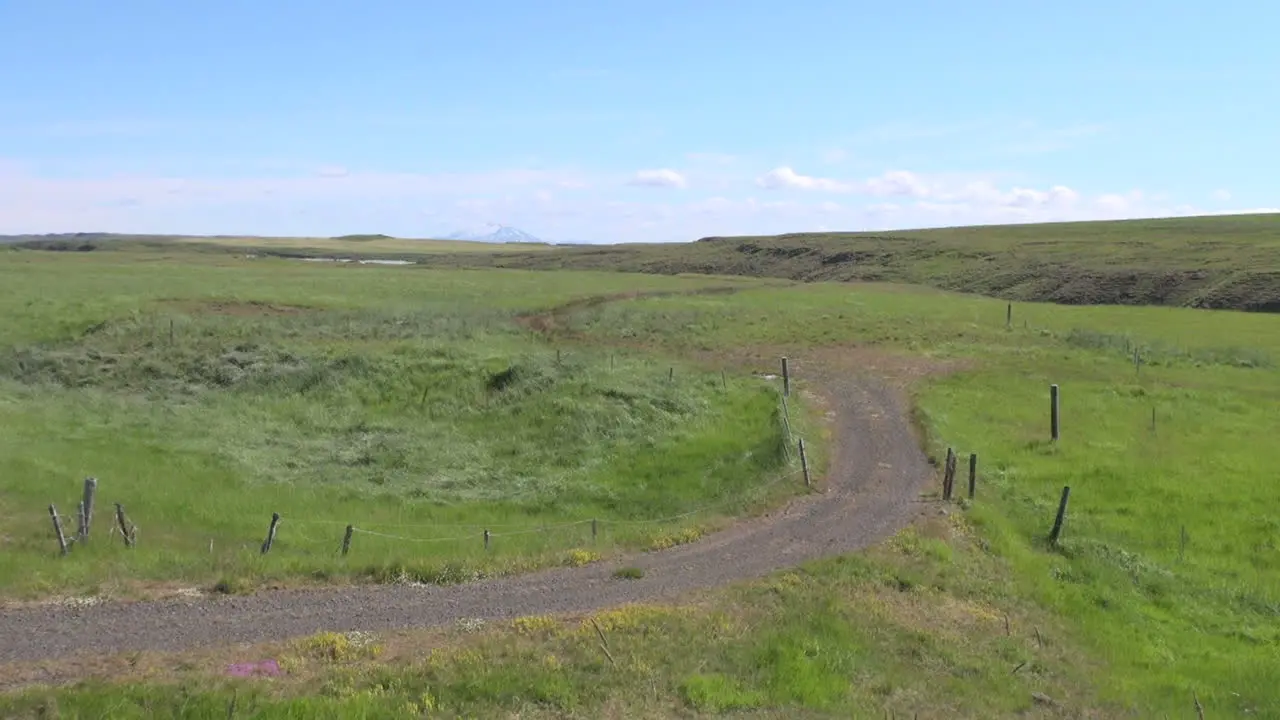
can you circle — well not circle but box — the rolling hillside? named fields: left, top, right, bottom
left=10, top=213, right=1280, bottom=311
left=414, top=214, right=1280, bottom=311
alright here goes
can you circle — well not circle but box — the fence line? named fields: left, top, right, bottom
left=279, top=467, right=805, bottom=547
left=349, top=527, right=478, bottom=544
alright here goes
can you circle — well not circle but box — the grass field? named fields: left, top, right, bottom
left=17, top=214, right=1280, bottom=310
left=170, top=234, right=556, bottom=255
left=0, top=249, right=804, bottom=599
left=2, top=239, right=1278, bottom=718
left=1, top=233, right=554, bottom=256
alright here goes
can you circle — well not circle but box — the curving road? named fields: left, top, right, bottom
left=0, top=359, right=934, bottom=669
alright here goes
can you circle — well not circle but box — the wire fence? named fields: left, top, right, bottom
left=44, top=375, right=812, bottom=563
left=271, top=466, right=808, bottom=553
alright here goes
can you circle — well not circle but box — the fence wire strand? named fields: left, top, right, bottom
left=278, top=466, right=806, bottom=547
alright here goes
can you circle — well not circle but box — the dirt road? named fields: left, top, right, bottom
left=0, top=359, right=934, bottom=666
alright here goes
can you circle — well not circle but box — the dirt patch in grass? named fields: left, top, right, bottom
left=160, top=299, right=315, bottom=317
left=515, top=284, right=759, bottom=336
left=692, top=343, right=974, bottom=388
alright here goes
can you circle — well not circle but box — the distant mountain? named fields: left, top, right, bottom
left=445, top=224, right=545, bottom=244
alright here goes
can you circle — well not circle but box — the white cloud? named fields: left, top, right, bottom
left=861, top=170, right=931, bottom=198
left=3, top=159, right=1273, bottom=244
left=757, top=167, right=851, bottom=192
left=1211, top=189, right=1232, bottom=202
left=627, top=168, right=687, bottom=189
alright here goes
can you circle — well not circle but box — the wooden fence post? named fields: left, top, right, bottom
left=591, top=518, right=598, bottom=541
left=968, top=453, right=978, bottom=499
left=780, top=393, right=793, bottom=448
left=1050, top=384, right=1060, bottom=442
left=81, top=476, right=97, bottom=540
left=260, top=512, right=280, bottom=555
left=942, top=448, right=956, bottom=500
left=483, top=529, right=491, bottom=550
left=76, top=501, right=87, bottom=541
left=1006, top=303, right=1012, bottom=329
left=115, top=503, right=136, bottom=548
left=1049, top=486, right=1071, bottom=545
left=49, top=505, right=69, bottom=556
left=798, top=438, right=811, bottom=487
left=341, top=524, right=354, bottom=556
left=781, top=357, right=790, bottom=396
left=949, top=450, right=958, bottom=498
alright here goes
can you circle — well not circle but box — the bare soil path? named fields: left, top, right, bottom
left=0, top=352, right=937, bottom=670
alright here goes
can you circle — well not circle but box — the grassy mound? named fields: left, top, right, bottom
left=0, top=256, right=792, bottom=597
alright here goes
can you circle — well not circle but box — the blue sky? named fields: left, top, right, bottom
left=1, top=0, right=1276, bottom=242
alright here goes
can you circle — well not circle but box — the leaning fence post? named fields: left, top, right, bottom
left=1049, top=486, right=1071, bottom=546
left=781, top=357, right=790, bottom=396
left=341, top=524, right=354, bottom=556
left=968, top=453, right=978, bottom=499
left=49, top=505, right=69, bottom=556
left=798, top=438, right=811, bottom=487
left=260, top=512, right=280, bottom=555
left=81, top=476, right=98, bottom=540
left=115, top=503, right=136, bottom=548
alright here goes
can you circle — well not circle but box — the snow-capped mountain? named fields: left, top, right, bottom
left=444, top=224, right=545, bottom=244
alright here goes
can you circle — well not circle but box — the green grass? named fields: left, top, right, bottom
left=0, top=539, right=1105, bottom=718
left=2, top=232, right=555, bottom=256
left=0, top=250, right=799, bottom=597
left=3, top=245, right=1278, bottom=717
left=19, top=214, right=1280, bottom=310
left=555, top=281, right=1280, bottom=716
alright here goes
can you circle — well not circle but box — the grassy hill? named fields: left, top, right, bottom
left=410, top=214, right=1280, bottom=311
left=1, top=232, right=553, bottom=256
left=12, top=214, right=1280, bottom=311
